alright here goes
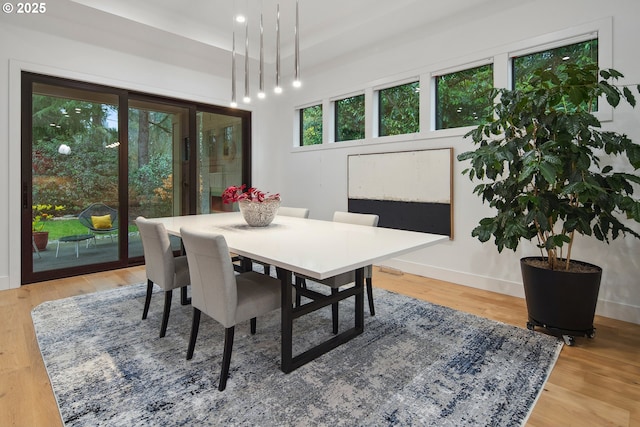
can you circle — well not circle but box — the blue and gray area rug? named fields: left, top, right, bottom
left=32, top=282, right=562, bottom=426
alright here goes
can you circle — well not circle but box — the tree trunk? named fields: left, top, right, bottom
left=138, top=110, right=150, bottom=167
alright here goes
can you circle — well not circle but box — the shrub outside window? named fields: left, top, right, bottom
left=435, top=64, right=493, bottom=130
left=512, top=39, right=598, bottom=91
left=378, top=81, right=419, bottom=136
left=300, top=104, right=322, bottom=146
left=335, top=94, right=365, bottom=142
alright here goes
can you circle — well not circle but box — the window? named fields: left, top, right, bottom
left=299, top=104, right=322, bottom=146
left=512, top=38, right=598, bottom=90
left=335, top=94, right=365, bottom=142
left=435, top=63, right=493, bottom=130
left=378, top=81, right=419, bottom=136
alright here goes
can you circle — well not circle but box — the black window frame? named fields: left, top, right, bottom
left=299, top=104, right=323, bottom=146
left=334, top=94, right=365, bottom=142
left=377, top=81, right=420, bottom=137
left=434, top=63, right=494, bottom=130
left=511, top=38, right=599, bottom=91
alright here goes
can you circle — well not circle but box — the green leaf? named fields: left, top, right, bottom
left=539, top=161, right=557, bottom=184
left=624, top=142, right=640, bottom=168
left=626, top=200, right=640, bottom=222
left=599, top=81, right=621, bottom=107
left=623, top=86, right=636, bottom=107
left=607, top=68, right=624, bottom=78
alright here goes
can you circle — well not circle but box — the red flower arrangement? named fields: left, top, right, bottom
left=222, top=184, right=281, bottom=204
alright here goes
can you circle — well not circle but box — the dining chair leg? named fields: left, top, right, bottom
left=331, top=288, right=339, bottom=334
left=159, top=289, right=173, bottom=338
left=250, top=317, right=257, bottom=334
left=180, top=286, right=191, bottom=305
left=142, top=279, right=154, bottom=320
left=186, top=308, right=201, bottom=360
left=219, top=326, right=235, bottom=391
left=366, top=278, right=375, bottom=316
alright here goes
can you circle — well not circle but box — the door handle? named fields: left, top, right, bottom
left=23, top=183, right=29, bottom=209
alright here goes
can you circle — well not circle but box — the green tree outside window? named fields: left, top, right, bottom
left=335, top=94, right=365, bottom=142
left=513, top=39, right=598, bottom=90
left=436, top=64, right=493, bottom=130
left=379, top=81, right=420, bottom=136
left=300, top=104, right=322, bottom=146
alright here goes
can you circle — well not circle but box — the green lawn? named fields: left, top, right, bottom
left=41, top=219, right=137, bottom=241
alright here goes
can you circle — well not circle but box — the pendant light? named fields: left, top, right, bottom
left=230, top=0, right=301, bottom=103
left=274, top=4, right=282, bottom=94
left=257, top=12, right=265, bottom=99
left=230, top=26, right=237, bottom=108
left=293, top=0, right=301, bottom=88
left=243, top=21, right=251, bottom=103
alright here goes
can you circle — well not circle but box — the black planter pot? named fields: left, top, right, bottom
left=520, top=257, right=601, bottom=345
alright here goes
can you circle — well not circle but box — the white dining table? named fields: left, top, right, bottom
left=150, top=212, right=447, bottom=373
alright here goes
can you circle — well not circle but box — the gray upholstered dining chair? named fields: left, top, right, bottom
left=296, top=211, right=379, bottom=333
left=135, top=216, right=190, bottom=338
left=180, top=226, right=282, bottom=391
left=277, top=206, right=310, bottom=218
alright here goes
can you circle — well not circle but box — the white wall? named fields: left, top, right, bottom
left=256, top=0, right=640, bottom=324
left=0, top=20, right=249, bottom=290
left=1, top=0, right=638, bottom=325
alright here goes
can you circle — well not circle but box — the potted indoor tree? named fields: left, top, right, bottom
left=457, top=63, right=640, bottom=345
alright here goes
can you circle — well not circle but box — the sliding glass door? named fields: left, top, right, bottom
left=21, top=73, right=251, bottom=284
left=196, top=111, right=247, bottom=214
left=127, top=98, right=190, bottom=257
left=26, top=79, right=122, bottom=277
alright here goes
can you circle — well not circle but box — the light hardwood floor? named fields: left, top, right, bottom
left=1, top=266, right=638, bottom=426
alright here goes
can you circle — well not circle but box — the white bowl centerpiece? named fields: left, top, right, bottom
left=222, top=184, right=281, bottom=227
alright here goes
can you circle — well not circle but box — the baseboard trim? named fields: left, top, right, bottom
left=0, top=275, right=10, bottom=292
left=378, top=259, right=640, bottom=325
left=378, top=259, right=525, bottom=298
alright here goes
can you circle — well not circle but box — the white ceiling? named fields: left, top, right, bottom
left=57, top=0, right=524, bottom=68
left=0, top=0, right=533, bottom=81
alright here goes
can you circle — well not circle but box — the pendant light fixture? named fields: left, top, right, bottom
left=257, top=12, right=265, bottom=99
left=230, top=26, right=237, bottom=108
left=274, top=3, right=282, bottom=94
left=243, top=21, right=251, bottom=103
left=229, top=0, right=301, bottom=105
left=293, top=0, right=301, bottom=88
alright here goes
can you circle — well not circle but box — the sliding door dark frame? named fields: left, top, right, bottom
left=21, top=72, right=130, bottom=283
left=21, top=71, right=252, bottom=284
left=190, top=105, right=252, bottom=206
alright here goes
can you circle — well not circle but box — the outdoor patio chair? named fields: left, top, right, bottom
left=77, top=202, right=118, bottom=243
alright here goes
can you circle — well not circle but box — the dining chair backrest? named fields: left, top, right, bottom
left=136, top=216, right=178, bottom=291
left=277, top=206, right=310, bottom=218
left=332, top=211, right=379, bottom=280
left=333, top=211, right=379, bottom=227
left=180, top=227, right=239, bottom=328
